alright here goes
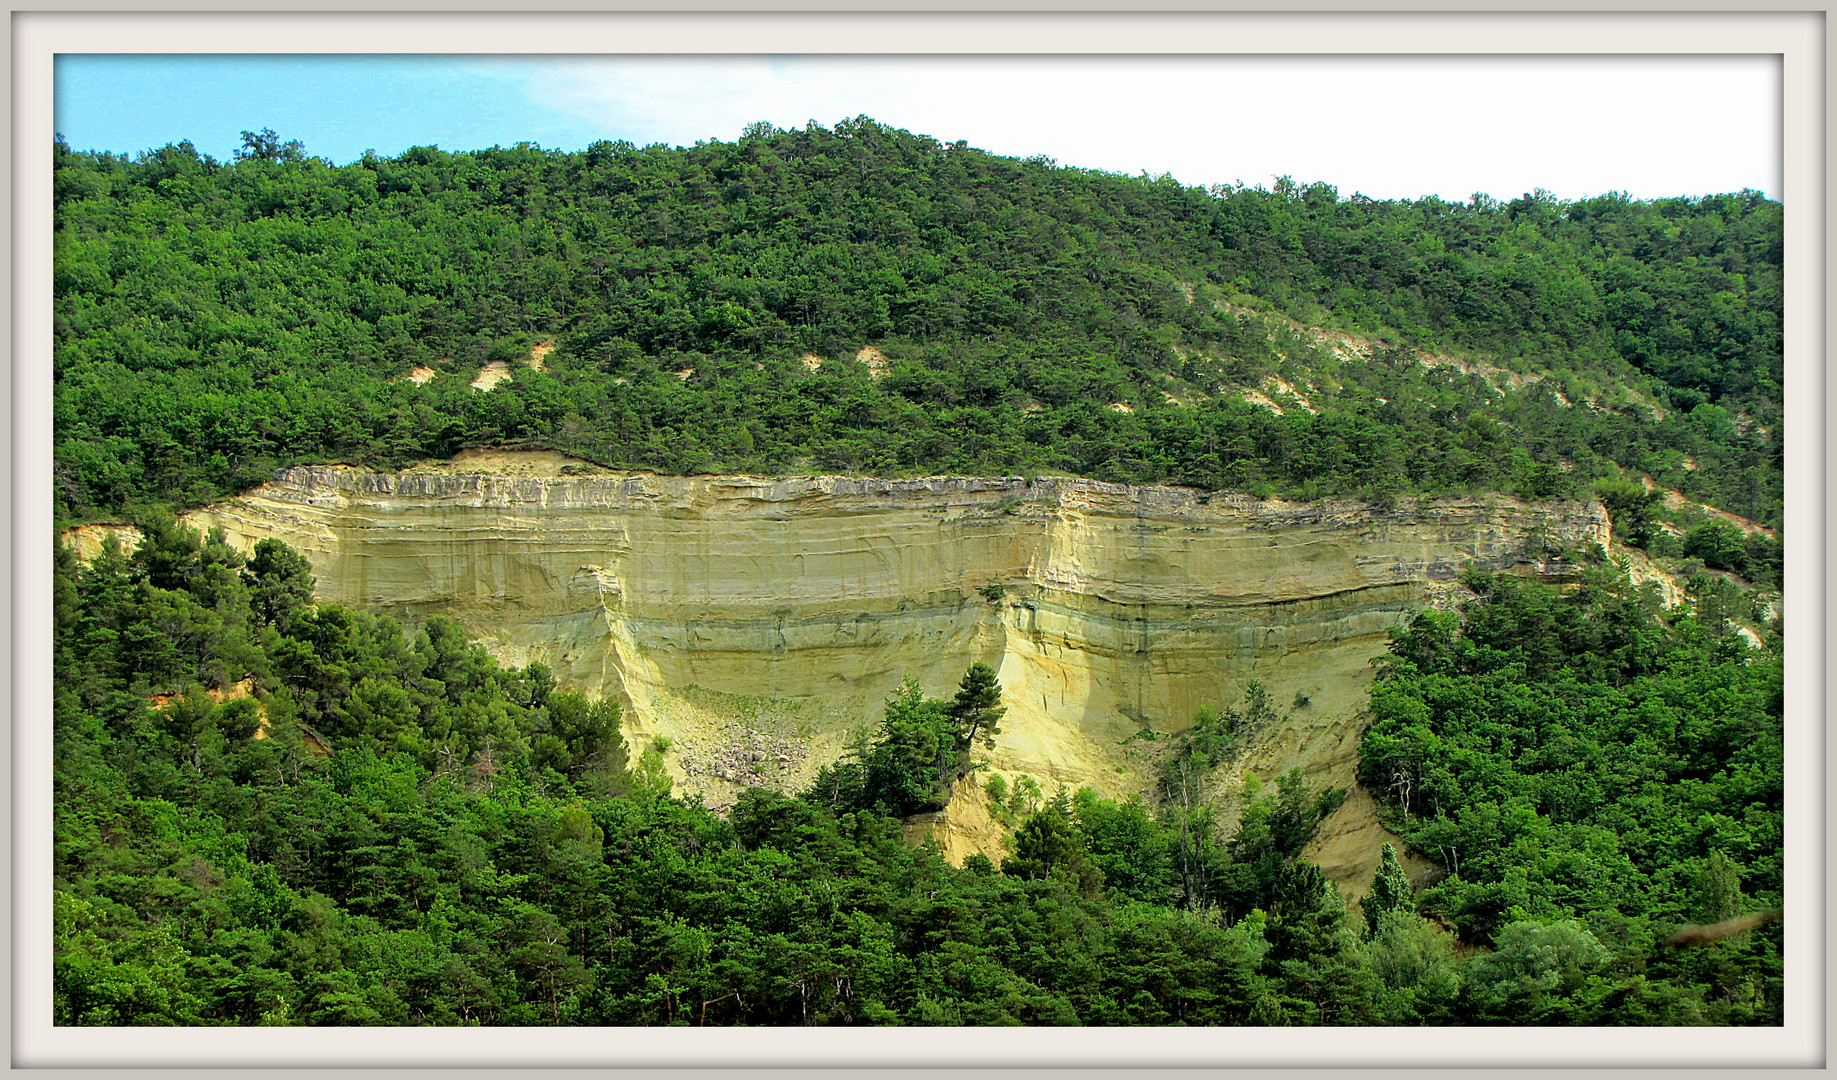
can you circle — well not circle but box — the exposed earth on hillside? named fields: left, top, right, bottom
left=74, top=451, right=1644, bottom=887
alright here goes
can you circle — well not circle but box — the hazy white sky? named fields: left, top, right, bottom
left=57, top=53, right=1780, bottom=202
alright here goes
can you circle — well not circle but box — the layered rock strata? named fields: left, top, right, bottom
left=168, top=453, right=1609, bottom=839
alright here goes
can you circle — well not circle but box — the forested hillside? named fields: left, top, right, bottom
left=54, top=526, right=1781, bottom=1025
left=53, top=119, right=1782, bottom=527
left=50, top=118, right=1787, bottom=1028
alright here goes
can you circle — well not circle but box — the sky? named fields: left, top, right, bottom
left=54, top=53, right=1780, bottom=203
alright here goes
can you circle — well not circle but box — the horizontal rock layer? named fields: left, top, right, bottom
left=172, top=454, right=1611, bottom=825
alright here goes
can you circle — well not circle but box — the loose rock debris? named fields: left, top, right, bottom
left=676, top=722, right=811, bottom=812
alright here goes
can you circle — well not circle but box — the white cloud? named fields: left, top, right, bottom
left=484, top=55, right=1778, bottom=201
left=475, top=55, right=932, bottom=147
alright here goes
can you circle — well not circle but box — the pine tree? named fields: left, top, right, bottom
left=1001, top=799, right=1102, bottom=896
left=242, top=538, right=317, bottom=627
left=946, top=662, right=1006, bottom=754
left=1364, top=842, right=1413, bottom=939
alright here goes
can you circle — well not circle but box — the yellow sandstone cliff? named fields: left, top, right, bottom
left=74, top=451, right=1613, bottom=882
left=187, top=454, right=1600, bottom=785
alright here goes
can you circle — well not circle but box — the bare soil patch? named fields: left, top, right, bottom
left=60, top=522, right=142, bottom=561
left=902, top=782, right=1011, bottom=867
left=855, top=346, right=888, bottom=378
left=1640, top=479, right=1776, bottom=538
left=410, top=448, right=603, bottom=477
left=1263, top=375, right=1317, bottom=414
left=1302, top=784, right=1440, bottom=901
left=1615, top=548, right=1685, bottom=608
left=470, top=360, right=514, bottom=392
left=1241, top=388, right=1284, bottom=415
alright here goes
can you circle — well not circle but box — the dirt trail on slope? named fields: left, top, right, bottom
left=1215, top=299, right=1546, bottom=395
left=1263, top=376, right=1317, bottom=413
left=1240, top=388, right=1284, bottom=415
left=1640, top=479, right=1776, bottom=538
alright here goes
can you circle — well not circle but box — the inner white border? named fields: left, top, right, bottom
left=14, top=10, right=1824, bottom=1071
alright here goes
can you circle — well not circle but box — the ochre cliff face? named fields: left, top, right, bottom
left=173, top=451, right=1611, bottom=834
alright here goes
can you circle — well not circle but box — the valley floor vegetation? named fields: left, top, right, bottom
left=53, top=523, right=1781, bottom=1025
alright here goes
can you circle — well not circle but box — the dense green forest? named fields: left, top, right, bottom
left=51, top=118, right=1788, bottom=1029
left=53, top=525, right=1782, bottom=1025
left=53, top=119, right=1782, bottom=528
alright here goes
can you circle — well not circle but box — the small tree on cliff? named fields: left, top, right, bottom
left=867, top=677, right=955, bottom=814
left=807, top=664, right=1008, bottom=818
left=947, top=662, right=1006, bottom=759
left=1363, top=842, right=1414, bottom=939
